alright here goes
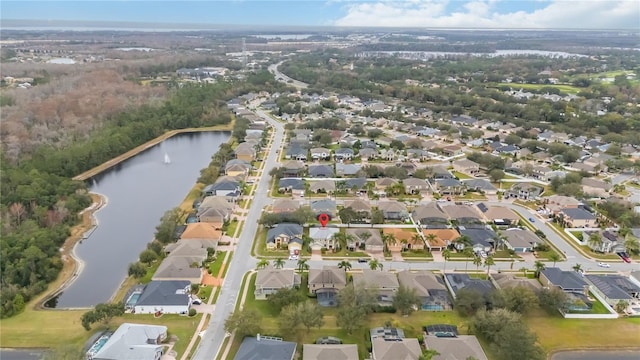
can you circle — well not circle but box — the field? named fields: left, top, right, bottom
left=494, top=82, right=583, bottom=94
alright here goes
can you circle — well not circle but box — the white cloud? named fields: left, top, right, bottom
left=333, top=0, right=640, bottom=29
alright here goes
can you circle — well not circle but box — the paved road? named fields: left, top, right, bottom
left=191, top=110, right=285, bottom=360
left=268, top=61, right=308, bottom=89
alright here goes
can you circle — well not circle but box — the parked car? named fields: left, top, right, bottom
left=529, top=217, right=535, bottom=222
left=478, top=251, right=487, bottom=258
left=358, top=258, right=369, bottom=263
left=597, top=262, right=611, bottom=268
left=289, top=255, right=299, bottom=260
left=316, top=336, right=342, bottom=345
left=617, top=251, right=632, bottom=263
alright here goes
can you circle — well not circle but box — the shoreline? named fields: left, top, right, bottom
left=72, top=124, right=233, bottom=181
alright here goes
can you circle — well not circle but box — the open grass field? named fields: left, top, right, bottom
left=494, top=82, right=583, bottom=94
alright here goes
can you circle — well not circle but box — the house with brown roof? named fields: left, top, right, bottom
left=544, top=195, right=582, bottom=214
left=397, top=270, right=451, bottom=311
left=225, top=160, right=251, bottom=177
left=377, top=200, right=408, bottom=220
left=272, top=199, right=303, bottom=214
left=441, top=204, right=484, bottom=224
left=197, top=196, right=234, bottom=226
left=254, top=268, right=301, bottom=300
left=477, top=204, right=519, bottom=226
left=452, top=158, right=480, bottom=176
left=372, top=338, right=421, bottom=360
left=374, top=177, right=398, bottom=191
left=352, top=270, right=399, bottom=305
left=442, top=145, right=462, bottom=157
left=501, top=229, right=540, bottom=252
left=581, top=177, right=611, bottom=198
left=302, top=344, right=358, bottom=360
left=180, top=222, right=222, bottom=242
left=403, top=178, right=430, bottom=194
left=309, top=180, right=336, bottom=194
left=424, top=335, right=488, bottom=360
left=491, top=273, right=542, bottom=293
left=344, top=199, right=372, bottom=219
left=345, top=228, right=384, bottom=253
left=412, top=203, right=449, bottom=228
left=308, top=266, right=347, bottom=306
left=234, top=142, right=256, bottom=162
left=282, top=160, right=306, bottom=177
left=422, top=228, right=460, bottom=251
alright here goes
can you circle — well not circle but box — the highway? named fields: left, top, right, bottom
left=268, top=61, right=309, bottom=90
left=191, top=109, right=285, bottom=360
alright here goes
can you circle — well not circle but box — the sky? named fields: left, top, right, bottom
left=1, top=0, right=639, bottom=30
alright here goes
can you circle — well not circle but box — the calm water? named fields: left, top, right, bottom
left=52, top=131, right=230, bottom=308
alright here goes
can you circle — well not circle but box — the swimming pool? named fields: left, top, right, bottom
left=126, top=292, right=141, bottom=308
left=86, top=334, right=111, bottom=358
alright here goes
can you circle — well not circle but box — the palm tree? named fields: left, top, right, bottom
left=425, top=233, right=438, bottom=248
left=382, top=233, right=397, bottom=252
left=624, top=236, right=640, bottom=255
left=454, top=235, right=472, bottom=252
left=548, top=252, right=561, bottom=267
left=332, top=232, right=347, bottom=252
left=463, top=247, right=474, bottom=272
left=256, top=259, right=270, bottom=270
left=473, top=255, right=482, bottom=273
left=442, top=248, right=452, bottom=273
left=588, top=233, right=603, bottom=252
left=534, top=260, right=545, bottom=278
left=369, top=259, right=383, bottom=271
left=337, top=260, right=352, bottom=272
left=297, top=259, right=309, bottom=272
left=484, top=256, right=495, bottom=275
left=519, top=267, right=528, bottom=277
left=400, top=238, right=409, bottom=252
left=274, top=258, right=286, bottom=269
left=572, top=263, right=582, bottom=273
left=418, top=349, right=441, bottom=360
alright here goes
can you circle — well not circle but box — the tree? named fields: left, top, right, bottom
left=418, top=350, right=441, bottom=360
left=296, top=259, right=309, bottom=272
left=369, top=258, right=383, bottom=271
left=274, top=258, right=286, bottom=269
left=442, top=248, right=452, bottom=273
left=336, top=283, right=377, bottom=334
left=128, top=262, right=147, bottom=278
left=538, top=287, right=568, bottom=315
left=454, top=235, right=472, bottom=250
left=81, top=302, right=124, bottom=331
left=484, top=256, right=495, bottom=275
left=500, top=286, right=538, bottom=314
left=615, top=300, right=629, bottom=314
left=462, top=247, right=474, bottom=272
left=154, top=208, right=182, bottom=244
left=548, top=252, right=561, bottom=267
left=489, top=169, right=505, bottom=182
left=298, top=301, right=325, bottom=331
left=588, top=233, right=603, bottom=252
left=268, top=288, right=305, bottom=312
left=572, top=263, right=582, bottom=273
left=224, top=308, right=261, bottom=338
left=454, top=289, right=486, bottom=316
left=393, top=285, right=420, bottom=316
left=473, top=309, right=545, bottom=360
left=256, top=259, right=270, bottom=269
left=139, top=249, right=158, bottom=266
left=624, top=236, right=640, bottom=255
left=338, top=260, right=352, bottom=272
left=534, top=260, right=545, bottom=278
left=473, top=255, right=483, bottom=273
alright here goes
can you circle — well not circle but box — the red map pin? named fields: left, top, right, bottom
left=318, top=213, right=330, bottom=227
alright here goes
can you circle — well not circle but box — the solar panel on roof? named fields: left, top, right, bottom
left=423, top=324, right=459, bottom=337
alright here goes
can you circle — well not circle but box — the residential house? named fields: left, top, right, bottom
left=581, top=178, right=611, bottom=198
left=450, top=115, right=478, bottom=126
left=585, top=230, right=620, bottom=253
left=403, top=178, right=430, bottom=194
left=282, top=160, right=306, bottom=177
left=424, top=335, right=489, bottom=360
left=197, top=196, right=234, bottom=227
left=442, top=204, right=484, bottom=225
left=585, top=274, right=640, bottom=308
left=344, top=199, right=372, bottom=219
left=133, top=280, right=191, bottom=315
left=342, top=178, right=367, bottom=193
left=432, top=166, right=454, bottom=180
left=370, top=327, right=405, bottom=341
left=334, top=148, right=355, bottom=161
left=406, top=148, right=430, bottom=161
left=561, top=207, right=596, bottom=228
left=379, top=148, right=397, bottom=161
left=225, top=159, right=251, bottom=177
left=234, top=337, right=296, bottom=360
left=308, top=266, right=347, bottom=306
left=302, top=344, right=358, bottom=360
left=254, top=268, right=301, bottom=300
left=353, top=270, right=399, bottom=305
left=266, top=223, right=303, bottom=250
left=540, top=267, right=589, bottom=296
left=286, top=146, right=308, bottom=161
left=444, top=274, right=496, bottom=298
left=397, top=270, right=451, bottom=311
left=310, top=199, right=337, bottom=217
left=462, top=179, right=497, bottom=195
left=336, top=163, right=361, bottom=177
left=457, top=227, right=497, bottom=253
left=501, top=229, right=540, bottom=252
left=371, top=338, right=421, bottom=360
left=452, top=159, right=480, bottom=176
left=505, top=183, right=544, bottom=200
left=309, top=179, right=336, bottom=194
left=375, top=178, right=398, bottom=192
left=153, top=256, right=203, bottom=284
left=180, top=222, right=222, bottom=243
left=309, top=164, right=335, bottom=178
left=359, top=147, right=377, bottom=161
left=309, top=227, right=340, bottom=250
left=476, top=203, right=519, bottom=226
left=278, top=178, right=305, bottom=196
left=272, top=199, right=302, bottom=214
left=491, top=273, right=542, bottom=293
left=377, top=200, right=408, bottom=220
left=311, top=147, right=331, bottom=160
left=544, top=195, right=582, bottom=214
left=422, top=228, right=460, bottom=251
left=87, top=323, right=167, bottom=360
left=442, top=145, right=463, bottom=157
left=412, top=203, right=449, bottom=228
left=208, top=176, right=241, bottom=197
left=346, top=228, right=384, bottom=253
left=234, top=142, right=256, bottom=162
left=383, top=227, right=425, bottom=251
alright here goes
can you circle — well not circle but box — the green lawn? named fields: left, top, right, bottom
left=452, top=171, right=473, bottom=179
left=226, top=219, right=240, bottom=237
left=494, top=82, right=583, bottom=94
left=254, top=228, right=290, bottom=258
left=208, top=251, right=227, bottom=277
left=197, top=285, right=214, bottom=302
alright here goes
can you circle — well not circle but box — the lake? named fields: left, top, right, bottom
left=50, top=131, right=230, bottom=308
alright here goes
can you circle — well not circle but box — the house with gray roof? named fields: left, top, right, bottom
left=153, top=255, right=204, bottom=284
left=435, top=178, right=464, bottom=195
left=346, top=228, right=384, bottom=253
left=353, top=270, right=399, bottom=305
left=540, top=268, right=589, bottom=295
left=309, top=164, right=334, bottom=178
left=370, top=326, right=405, bottom=341
left=254, top=268, right=301, bottom=300
left=501, top=229, right=540, bottom=252
left=444, top=274, right=496, bottom=298
left=309, top=179, right=336, bottom=194
left=310, top=199, right=337, bottom=217
left=358, top=147, right=377, bottom=160
left=506, top=183, right=544, bottom=200
left=308, top=266, right=346, bottom=306
left=88, top=323, right=167, bottom=360
left=491, top=273, right=542, bottom=293
left=278, top=178, right=305, bottom=195
left=341, top=178, right=368, bottom=193
left=462, top=179, right=497, bottom=194
left=397, top=270, right=451, bottom=311
left=377, top=200, right=408, bottom=220
left=458, top=227, right=497, bottom=252
left=412, top=203, right=449, bottom=228
left=403, top=178, right=430, bottom=194
left=585, top=274, right=640, bottom=307
left=266, top=223, right=303, bottom=250
left=303, top=344, right=358, bottom=360
left=234, top=337, right=296, bottom=360
left=336, top=163, right=361, bottom=177
left=309, top=227, right=340, bottom=250
left=286, top=145, right=308, bottom=161
left=133, top=280, right=191, bottom=315
left=334, top=148, right=355, bottom=161
left=561, top=207, right=596, bottom=228
left=371, top=337, right=421, bottom=360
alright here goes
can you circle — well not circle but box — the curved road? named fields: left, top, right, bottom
left=268, top=61, right=308, bottom=90
left=192, top=107, right=633, bottom=359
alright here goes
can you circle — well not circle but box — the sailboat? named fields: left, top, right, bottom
left=164, top=152, right=171, bottom=164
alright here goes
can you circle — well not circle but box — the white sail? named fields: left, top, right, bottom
left=164, top=152, right=171, bottom=164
